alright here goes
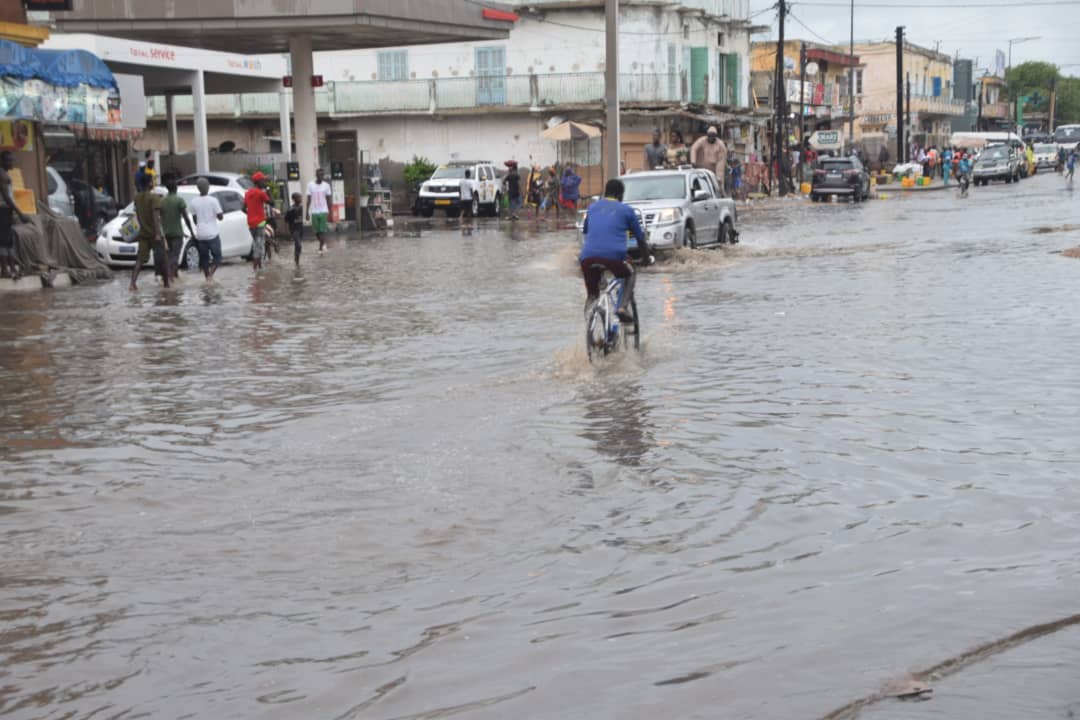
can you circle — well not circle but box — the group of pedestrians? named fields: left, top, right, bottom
left=128, top=167, right=335, bottom=290
left=909, top=144, right=976, bottom=186
left=502, top=162, right=582, bottom=221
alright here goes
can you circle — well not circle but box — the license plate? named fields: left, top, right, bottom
left=827, top=173, right=841, bottom=179
left=435, top=199, right=451, bottom=206
left=118, top=245, right=136, bottom=254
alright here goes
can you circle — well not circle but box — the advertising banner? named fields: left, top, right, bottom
left=0, top=120, right=33, bottom=151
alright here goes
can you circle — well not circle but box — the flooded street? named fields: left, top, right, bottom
left=3, top=173, right=1080, bottom=719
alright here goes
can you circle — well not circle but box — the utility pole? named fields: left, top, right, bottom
left=604, top=0, right=620, bottom=180
left=776, top=0, right=788, bottom=196
left=799, top=41, right=807, bottom=182
left=848, top=0, right=855, bottom=155
left=977, top=74, right=984, bottom=131
left=895, top=27, right=904, bottom=163
left=1049, top=75, right=1057, bottom=132
left=906, top=72, right=911, bottom=161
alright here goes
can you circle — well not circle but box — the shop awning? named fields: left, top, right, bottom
left=806, top=48, right=860, bottom=67
left=0, top=39, right=116, bottom=89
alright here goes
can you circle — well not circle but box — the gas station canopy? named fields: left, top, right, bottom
left=48, top=0, right=516, bottom=54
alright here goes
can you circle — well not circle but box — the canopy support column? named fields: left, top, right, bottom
left=165, top=95, right=179, bottom=155
left=289, top=33, right=317, bottom=191
left=191, top=70, right=210, bottom=174
left=279, top=90, right=292, bottom=161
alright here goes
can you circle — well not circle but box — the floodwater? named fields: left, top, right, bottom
left=2, top=173, right=1080, bottom=720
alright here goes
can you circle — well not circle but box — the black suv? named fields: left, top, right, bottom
left=810, top=156, right=871, bottom=203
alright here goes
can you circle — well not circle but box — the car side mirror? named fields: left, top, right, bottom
left=693, top=189, right=709, bottom=201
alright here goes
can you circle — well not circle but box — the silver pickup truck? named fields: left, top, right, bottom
left=579, top=167, right=739, bottom=251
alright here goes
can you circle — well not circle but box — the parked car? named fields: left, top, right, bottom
left=810, top=156, right=871, bottom=202
left=69, top=178, right=119, bottom=234
left=577, top=167, right=738, bottom=251
left=1034, top=143, right=1059, bottom=170
left=46, top=166, right=75, bottom=218
left=95, top=185, right=251, bottom=269
left=176, top=172, right=255, bottom=190
left=416, top=161, right=500, bottom=218
left=972, top=145, right=1022, bottom=185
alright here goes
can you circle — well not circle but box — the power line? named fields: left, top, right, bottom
left=796, top=0, right=1078, bottom=6
left=787, top=11, right=836, bottom=45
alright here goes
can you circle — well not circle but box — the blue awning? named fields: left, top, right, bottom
left=0, top=39, right=43, bottom=80
left=0, top=39, right=115, bottom=89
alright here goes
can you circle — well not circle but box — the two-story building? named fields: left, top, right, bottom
left=977, top=74, right=1009, bottom=131
left=854, top=40, right=965, bottom=150
left=138, top=0, right=766, bottom=188
left=750, top=40, right=862, bottom=144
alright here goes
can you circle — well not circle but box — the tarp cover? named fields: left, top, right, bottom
left=0, top=39, right=116, bottom=89
left=13, top=210, right=112, bottom=285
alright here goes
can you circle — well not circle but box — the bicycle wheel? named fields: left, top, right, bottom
left=630, top=299, right=640, bottom=350
left=585, top=302, right=608, bottom=362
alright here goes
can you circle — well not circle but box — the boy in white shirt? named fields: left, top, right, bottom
left=305, top=168, right=332, bottom=253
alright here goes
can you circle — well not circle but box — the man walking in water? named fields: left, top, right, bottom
left=130, top=174, right=167, bottom=290
left=243, top=171, right=274, bottom=272
left=306, top=168, right=332, bottom=253
left=0, top=151, right=29, bottom=279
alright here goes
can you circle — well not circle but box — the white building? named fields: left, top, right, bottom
left=137, top=0, right=764, bottom=189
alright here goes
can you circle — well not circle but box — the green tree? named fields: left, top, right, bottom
left=1055, top=77, right=1080, bottom=125
left=404, top=156, right=437, bottom=188
left=1006, top=61, right=1059, bottom=103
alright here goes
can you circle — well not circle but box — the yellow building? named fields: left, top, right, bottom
left=855, top=41, right=964, bottom=148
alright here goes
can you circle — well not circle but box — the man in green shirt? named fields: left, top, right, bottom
left=161, top=176, right=195, bottom=281
left=130, top=174, right=166, bottom=290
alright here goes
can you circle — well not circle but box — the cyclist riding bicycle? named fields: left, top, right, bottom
left=580, top=179, right=654, bottom=322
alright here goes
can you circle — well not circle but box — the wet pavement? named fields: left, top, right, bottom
left=2, top=173, right=1080, bottom=719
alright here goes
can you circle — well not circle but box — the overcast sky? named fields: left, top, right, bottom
left=749, top=0, right=1080, bottom=78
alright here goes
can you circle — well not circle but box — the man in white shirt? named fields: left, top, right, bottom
left=187, top=178, right=225, bottom=281
left=459, top=168, right=478, bottom=235
left=305, top=168, right=333, bottom=253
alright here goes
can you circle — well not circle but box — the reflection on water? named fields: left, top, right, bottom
left=2, top=176, right=1080, bottom=719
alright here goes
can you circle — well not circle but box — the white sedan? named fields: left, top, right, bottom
left=95, top=185, right=253, bottom=269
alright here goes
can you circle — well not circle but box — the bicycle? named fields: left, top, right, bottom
left=585, top=268, right=637, bottom=361
left=959, top=172, right=970, bottom=198
left=584, top=254, right=653, bottom=362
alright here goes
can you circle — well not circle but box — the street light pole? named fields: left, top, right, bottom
left=1006, top=35, right=1039, bottom=139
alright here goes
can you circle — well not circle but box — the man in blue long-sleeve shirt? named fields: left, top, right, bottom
left=580, top=179, right=653, bottom=322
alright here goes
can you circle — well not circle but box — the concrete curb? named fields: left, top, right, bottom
left=0, top=272, right=73, bottom=293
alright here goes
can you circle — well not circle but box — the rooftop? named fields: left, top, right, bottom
left=50, top=0, right=515, bottom=55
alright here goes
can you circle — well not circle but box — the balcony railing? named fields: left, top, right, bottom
left=864, top=94, right=967, bottom=117
left=146, top=72, right=716, bottom=119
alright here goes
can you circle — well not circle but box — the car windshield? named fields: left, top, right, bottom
left=179, top=174, right=254, bottom=189
left=1036, top=144, right=1057, bottom=153
left=621, top=175, right=686, bottom=201
left=981, top=147, right=1008, bottom=160
left=820, top=160, right=854, bottom=171
left=1054, top=126, right=1080, bottom=143
left=431, top=167, right=469, bottom=180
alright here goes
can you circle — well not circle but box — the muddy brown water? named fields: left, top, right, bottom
left=2, top=174, right=1080, bottom=719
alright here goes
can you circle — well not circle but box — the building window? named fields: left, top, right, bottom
left=855, top=69, right=863, bottom=95
left=717, top=32, right=725, bottom=47
left=377, top=50, right=409, bottom=82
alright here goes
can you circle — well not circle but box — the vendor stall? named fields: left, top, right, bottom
left=0, top=38, right=119, bottom=284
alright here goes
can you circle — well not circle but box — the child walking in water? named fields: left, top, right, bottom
left=285, top=193, right=304, bottom=266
